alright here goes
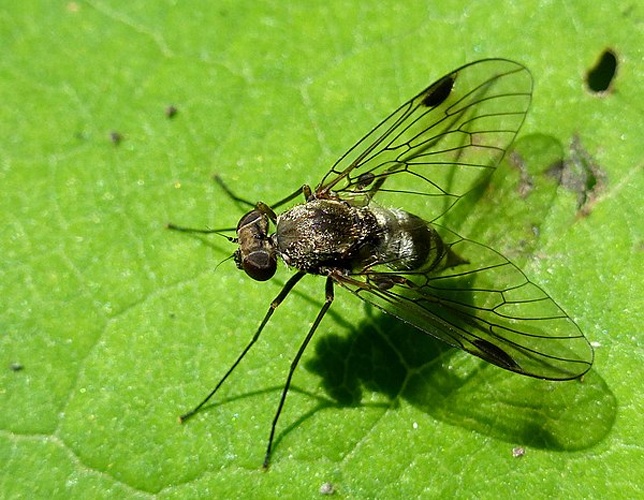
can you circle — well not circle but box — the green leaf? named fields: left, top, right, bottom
left=1, top=1, right=641, bottom=498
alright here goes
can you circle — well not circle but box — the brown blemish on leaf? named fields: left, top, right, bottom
left=546, top=135, right=607, bottom=216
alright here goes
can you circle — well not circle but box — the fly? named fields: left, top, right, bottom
left=168, top=59, right=594, bottom=468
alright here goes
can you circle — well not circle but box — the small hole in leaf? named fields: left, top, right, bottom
left=586, top=49, right=618, bottom=93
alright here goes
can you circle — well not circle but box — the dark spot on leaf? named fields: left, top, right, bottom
left=110, top=131, right=124, bottom=145
left=546, top=136, right=607, bottom=216
left=586, top=49, right=618, bottom=94
left=422, top=75, right=455, bottom=107
left=546, top=159, right=565, bottom=177
left=507, top=150, right=535, bottom=198
left=165, top=105, right=178, bottom=118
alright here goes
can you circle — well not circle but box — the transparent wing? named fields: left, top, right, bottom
left=316, top=59, right=533, bottom=218
left=334, top=226, right=594, bottom=380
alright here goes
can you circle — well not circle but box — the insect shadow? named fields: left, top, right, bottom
left=305, top=303, right=613, bottom=453
left=305, top=302, right=452, bottom=406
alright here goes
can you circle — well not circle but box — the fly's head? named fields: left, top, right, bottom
left=234, top=209, right=277, bottom=282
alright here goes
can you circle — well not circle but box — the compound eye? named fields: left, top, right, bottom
left=243, top=250, right=277, bottom=281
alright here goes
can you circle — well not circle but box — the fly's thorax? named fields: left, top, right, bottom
left=275, top=198, right=382, bottom=273
left=235, top=209, right=277, bottom=281
left=370, top=206, right=446, bottom=271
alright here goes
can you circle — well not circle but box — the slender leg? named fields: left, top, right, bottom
left=214, top=174, right=310, bottom=211
left=265, top=184, right=311, bottom=210
left=262, top=276, right=335, bottom=469
left=180, top=271, right=307, bottom=422
left=166, top=223, right=235, bottom=238
left=213, top=174, right=256, bottom=208
left=168, top=179, right=309, bottom=234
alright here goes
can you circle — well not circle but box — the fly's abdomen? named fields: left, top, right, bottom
left=371, top=207, right=447, bottom=272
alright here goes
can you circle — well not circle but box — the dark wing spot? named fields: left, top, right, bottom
left=356, top=172, right=375, bottom=189
left=421, top=75, right=455, bottom=107
left=586, top=49, right=618, bottom=93
left=472, top=339, right=521, bottom=371
left=370, top=275, right=396, bottom=291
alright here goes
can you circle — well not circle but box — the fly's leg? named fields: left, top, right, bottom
left=168, top=177, right=312, bottom=232
left=213, top=174, right=256, bottom=209
left=179, top=271, right=306, bottom=423
left=214, top=174, right=312, bottom=211
left=166, top=223, right=236, bottom=238
left=262, top=276, right=335, bottom=469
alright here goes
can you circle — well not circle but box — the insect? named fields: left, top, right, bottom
left=168, top=59, right=594, bottom=468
